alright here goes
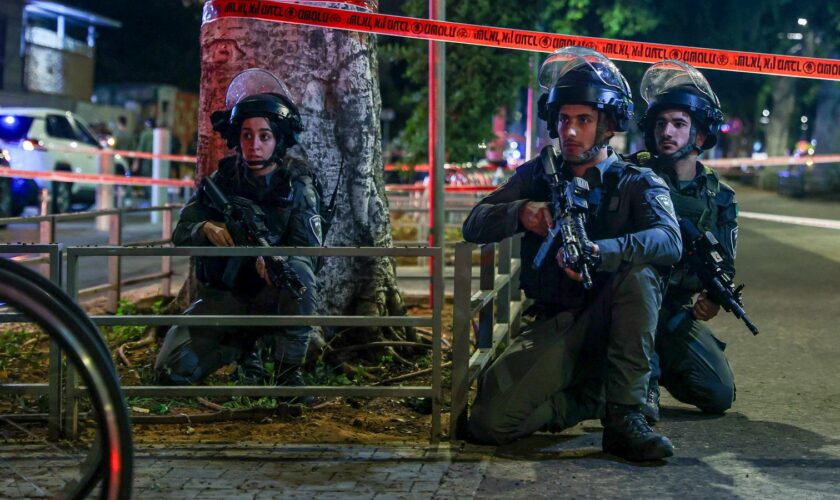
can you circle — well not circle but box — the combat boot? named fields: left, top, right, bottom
left=642, top=378, right=661, bottom=425
left=275, top=363, right=314, bottom=405
left=230, top=350, right=267, bottom=385
left=602, top=403, right=674, bottom=461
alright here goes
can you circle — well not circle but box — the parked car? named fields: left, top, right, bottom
left=0, top=108, right=127, bottom=214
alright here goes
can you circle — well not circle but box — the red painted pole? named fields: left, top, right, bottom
left=428, top=0, right=445, bottom=306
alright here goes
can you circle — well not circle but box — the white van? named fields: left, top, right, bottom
left=0, top=108, right=127, bottom=214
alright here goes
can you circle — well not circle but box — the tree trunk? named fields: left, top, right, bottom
left=765, top=77, right=795, bottom=158
left=197, top=2, right=409, bottom=337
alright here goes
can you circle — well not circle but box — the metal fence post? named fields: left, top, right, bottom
left=161, top=208, right=173, bottom=296
left=450, top=242, right=473, bottom=440
left=510, top=235, right=525, bottom=338
left=38, top=210, right=55, bottom=279
left=63, top=250, right=80, bottom=439
left=106, top=210, right=123, bottom=313
left=95, top=153, right=114, bottom=231
left=47, top=245, right=63, bottom=440
left=478, top=243, right=496, bottom=349
left=497, top=238, right=512, bottom=328
left=430, top=245, right=444, bottom=443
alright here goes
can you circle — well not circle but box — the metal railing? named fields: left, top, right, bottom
left=0, top=204, right=180, bottom=312
left=449, top=235, right=530, bottom=440
left=62, top=245, right=445, bottom=442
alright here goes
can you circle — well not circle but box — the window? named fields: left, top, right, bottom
left=72, top=118, right=101, bottom=147
left=45, top=115, right=77, bottom=140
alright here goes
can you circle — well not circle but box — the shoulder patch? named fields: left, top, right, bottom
left=730, top=226, right=738, bottom=258
left=653, top=192, right=678, bottom=222
left=309, top=214, right=324, bottom=246
left=636, top=151, right=652, bottom=165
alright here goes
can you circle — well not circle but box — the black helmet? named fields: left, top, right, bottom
left=211, top=69, right=303, bottom=165
left=537, top=46, right=634, bottom=139
left=638, top=60, right=723, bottom=156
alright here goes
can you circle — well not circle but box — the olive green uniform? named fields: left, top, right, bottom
left=642, top=153, right=738, bottom=414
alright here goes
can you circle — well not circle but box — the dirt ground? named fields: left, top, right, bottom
left=1, top=291, right=455, bottom=445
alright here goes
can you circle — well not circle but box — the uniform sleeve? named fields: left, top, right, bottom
left=172, top=191, right=219, bottom=246
left=594, top=172, right=683, bottom=272
left=284, top=174, right=322, bottom=271
left=715, top=193, right=738, bottom=278
left=461, top=171, right=531, bottom=244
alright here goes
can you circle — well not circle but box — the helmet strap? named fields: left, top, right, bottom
left=564, top=110, right=610, bottom=165
left=245, top=159, right=274, bottom=169
left=658, top=123, right=701, bottom=163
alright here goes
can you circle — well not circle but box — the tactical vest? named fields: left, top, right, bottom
left=663, top=164, right=721, bottom=233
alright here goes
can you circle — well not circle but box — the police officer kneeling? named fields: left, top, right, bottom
left=462, top=47, right=682, bottom=461
left=155, top=70, right=322, bottom=390
left=633, top=60, right=738, bottom=422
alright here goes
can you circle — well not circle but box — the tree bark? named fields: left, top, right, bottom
left=197, top=1, right=409, bottom=333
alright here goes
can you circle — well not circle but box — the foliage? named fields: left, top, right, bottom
left=107, top=299, right=162, bottom=345
left=305, top=359, right=354, bottom=386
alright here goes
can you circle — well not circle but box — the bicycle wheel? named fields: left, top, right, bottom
left=0, top=258, right=133, bottom=499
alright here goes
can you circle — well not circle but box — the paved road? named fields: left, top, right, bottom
left=2, top=185, right=839, bottom=498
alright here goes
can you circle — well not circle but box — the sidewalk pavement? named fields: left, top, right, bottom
left=0, top=440, right=494, bottom=499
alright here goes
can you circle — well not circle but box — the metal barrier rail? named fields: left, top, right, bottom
left=63, top=245, right=445, bottom=442
left=449, top=235, right=530, bottom=440
left=0, top=204, right=181, bottom=312
left=0, top=244, right=64, bottom=439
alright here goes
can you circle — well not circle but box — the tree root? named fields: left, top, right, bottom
left=414, top=328, right=450, bottom=348
left=372, top=361, right=453, bottom=386
left=197, top=397, right=226, bottom=411
left=329, top=341, right=431, bottom=354
left=339, top=361, right=377, bottom=381
left=386, top=347, right=413, bottom=366
left=117, top=346, right=132, bottom=367
left=21, top=335, right=48, bottom=348
left=115, top=330, right=157, bottom=367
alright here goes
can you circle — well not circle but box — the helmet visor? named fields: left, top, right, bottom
left=538, top=46, right=630, bottom=97
left=640, top=60, right=719, bottom=107
left=224, top=69, right=295, bottom=109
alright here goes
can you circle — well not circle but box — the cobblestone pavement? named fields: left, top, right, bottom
left=5, top=415, right=840, bottom=499
left=0, top=441, right=493, bottom=499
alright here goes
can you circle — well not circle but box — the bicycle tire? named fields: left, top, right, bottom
left=0, top=258, right=133, bottom=499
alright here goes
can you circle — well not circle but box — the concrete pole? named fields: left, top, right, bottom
left=151, top=128, right=171, bottom=224
left=95, top=153, right=113, bottom=231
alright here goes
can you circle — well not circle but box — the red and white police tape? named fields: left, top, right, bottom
left=2, top=153, right=838, bottom=189
left=383, top=155, right=840, bottom=172
left=203, top=0, right=840, bottom=81
left=0, top=167, right=193, bottom=188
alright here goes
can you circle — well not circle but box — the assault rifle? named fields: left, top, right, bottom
left=531, top=146, right=598, bottom=289
left=679, top=218, right=759, bottom=335
left=201, top=175, right=307, bottom=301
